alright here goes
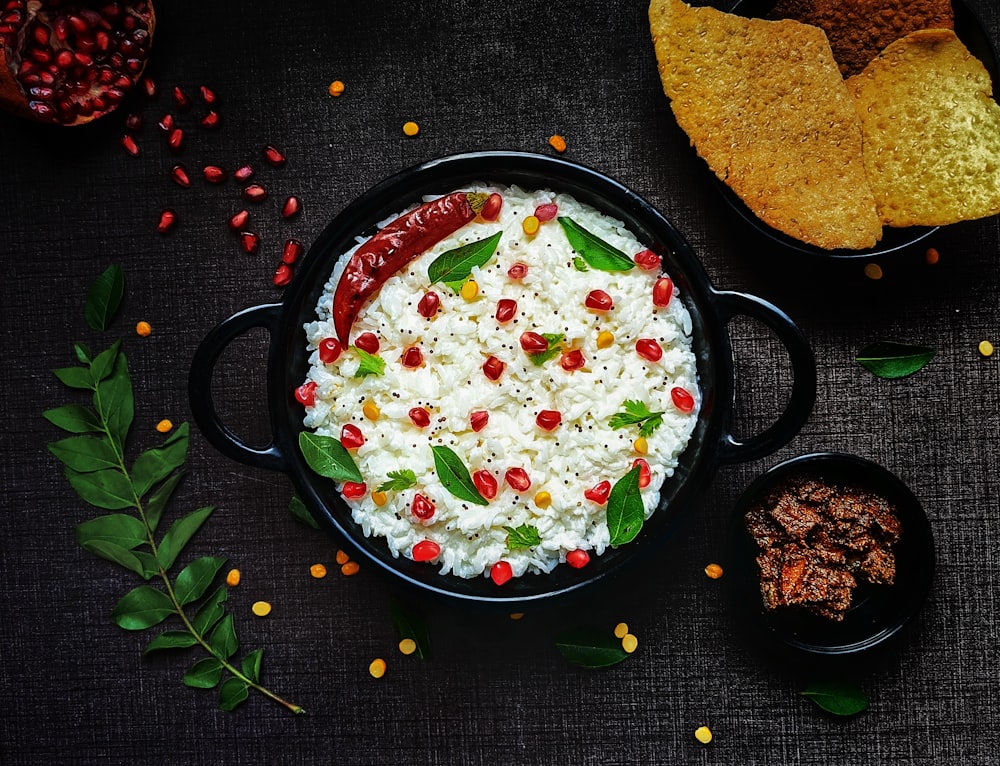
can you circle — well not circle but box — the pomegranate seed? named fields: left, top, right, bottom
left=239, top=231, right=260, bottom=254
left=294, top=381, right=317, bottom=406
left=671, top=386, right=695, bottom=413
left=534, top=203, right=558, bottom=221
left=32, top=24, right=49, bottom=46
left=157, top=113, right=174, bottom=131
left=565, top=549, right=591, bottom=569
left=417, top=291, right=440, bottom=318
left=636, top=338, right=663, bottom=362
left=536, top=410, right=562, bottom=431
left=340, top=423, right=365, bottom=450
left=472, top=470, right=498, bottom=500
left=401, top=346, right=423, bottom=368
left=199, top=85, right=218, bottom=104
left=124, top=113, right=143, bottom=130
left=633, top=458, right=651, bottom=488
left=263, top=144, right=286, bottom=167
left=470, top=410, right=489, bottom=432
left=202, top=164, right=226, bottom=183
left=200, top=110, right=221, bottom=129
left=282, top=239, right=304, bottom=265
left=142, top=76, right=158, bottom=98
left=156, top=209, right=176, bottom=234
left=480, top=192, right=503, bottom=221
left=120, top=134, right=139, bottom=156
left=233, top=164, right=253, bottom=182
left=53, top=49, right=72, bottom=68
left=490, top=561, right=513, bottom=586
left=172, top=85, right=190, bottom=111
left=560, top=349, right=585, bottom=372
left=635, top=249, right=660, bottom=270
left=507, top=262, right=528, bottom=280
left=584, top=480, right=611, bottom=505
left=273, top=264, right=293, bottom=287
left=495, top=298, right=517, bottom=324
left=282, top=195, right=301, bottom=219
left=342, top=481, right=366, bottom=499
left=585, top=289, right=613, bottom=312
left=653, top=277, right=674, bottom=307
left=505, top=467, right=531, bottom=492
left=354, top=332, right=379, bottom=354
left=411, top=540, right=441, bottom=562
left=243, top=183, right=267, bottom=202
left=228, top=210, right=250, bottom=230
left=319, top=338, right=342, bottom=364
left=520, top=331, right=548, bottom=353
left=411, top=493, right=435, bottom=521
left=169, top=164, right=191, bottom=188
left=482, top=355, right=505, bottom=381
left=408, top=407, right=431, bottom=428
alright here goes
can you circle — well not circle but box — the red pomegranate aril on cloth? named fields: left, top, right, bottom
left=560, top=349, right=585, bottom=372
left=157, top=113, right=173, bottom=131
left=411, top=540, right=441, bottom=562
left=318, top=338, right=342, bottom=364
left=167, top=126, right=183, bottom=152
left=141, top=75, right=157, bottom=98
left=282, top=195, right=301, bottom=219
left=565, top=549, right=590, bottom=569
left=242, top=183, right=267, bottom=202
left=198, top=84, right=217, bottom=104
left=633, top=458, right=651, bottom=488
left=342, top=481, right=366, bottom=499
left=417, top=291, right=440, bottom=318
left=401, top=346, right=423, bottom=368
left=507, top=262, right=528, bottom=280
left=233, top=164, right=253, bottom=182
left=470, top=410, right=489, bottom=432
left=156, top=209, right=175, bottom=233
left=169, top=164, right=190, bottom=187
left=472, top=469, right=498, bottom=500
left=228, top=209, right=249, bottom=230
left=495, top=298, right=517, bottom=324
left=340, top=423, right=365, bottom=450
left=520, top=331, right=548, bottom=353
left=294, top=381, right=317, bottom=407
left=239, top=231, right=260, bottom=254
left=281, top=238, right=303, bottom=265
left=490, top=561, right=513, bottom=586
left=411, top=493, right=435, bottom=521
left=585, top=289, right=613, bottom=312
left=652, top=277, right=674, bottom=307
left=584, top=480, right=611, bottom=505
left=480, top=192, right=503, bottom=221
left=636, top=338, right=662, bottom=362
left=272, top=263, right=293, bottom=287
left=534, top=203, right=558, bottom=221
left=634, top=249, right=660, bottom=270
left=482, top=355, right=505, bottom=381
left=199, top=109, right=220, bottom=129
left=536, top=409, right=561, bottom=431
left=354, top=332, right=379, bottom=354
left=202, top=164, right=226, bottom=183
left=505, top=467, right=531, bottom=492
left=263, top=144, right=286, bottom=167
left=124, top=112, right=143, bottom=130
left=171, top=85, right=190, bottom=110
left=120, top=134, right=139, bottom=156
left=671, top=386, right=695, bottom=413
left=408, top=407, right=431, bottom=428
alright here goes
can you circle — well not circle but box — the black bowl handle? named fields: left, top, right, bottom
left=188, top=304, right=289, bottom=472
left=712, top=290, right=816, bottom=464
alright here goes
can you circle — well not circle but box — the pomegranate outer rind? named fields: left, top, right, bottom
left=0, top=1, right=157, bottom=126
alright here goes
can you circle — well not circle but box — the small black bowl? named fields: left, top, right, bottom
left=725, top=453, right=935, bottom=661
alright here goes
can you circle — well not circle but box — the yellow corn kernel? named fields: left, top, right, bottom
left=979, top=340, right=994, bottom=357
left=371, top=490, right=388, bottom=507
left=156, top=419, right=173, bottom=433
left=310, top=563, right=328, bottom=579
left=633, top=437, right=648, bottom=455
left=522, top=215, right=540, bottom=235
left=251, top=601, right=272, bottom=617
left=534, top=491, right=552, bottom=509
left=398, top=638, right=417, bottom=655
left=328, top=80, right=345, bottom=97
left=225, top=568, right=241, bottom=587
left=461, top=280, right=479, bottom=301
left=596, top=330, right=614, bottom=349
left=362, top=400, right=380, bottom=420
left=341, top=561, right=360, bottom=576
left=704, top=563, right=724, bottom=579
left=695, top=726, right=713, bottom=744
left=864, top=263, right=883, bottom=280
left=613, top=622, right=629, bottom=639
left=135, top=321, right=152, bottom=337
left=368, top=658, right=387, bottom=678
left=621, top=633, right=639, bottom=653
left=548, top=134, right=567, bottom=153
left=402, top=120, right=419, bottom=136
left=336, top=549, right=350, bottom=565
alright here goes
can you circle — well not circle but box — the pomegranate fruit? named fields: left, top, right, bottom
left=0, top=0, right=156, bottom=126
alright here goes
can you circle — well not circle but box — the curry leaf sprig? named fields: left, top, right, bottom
left=46, top=265, right=303, bottom=715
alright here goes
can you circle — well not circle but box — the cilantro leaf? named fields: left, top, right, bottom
left=352, top=348, right=385, bottom=378
left=528, top=333, right=565, bottom=366
left=377, top=469, right=418, bottom=493
left=608, top=400, right=664, bottom=437
left=504, top=524, right=541, bottom=550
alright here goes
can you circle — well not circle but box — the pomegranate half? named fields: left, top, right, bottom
left=0, top=0, right=155, bottom=126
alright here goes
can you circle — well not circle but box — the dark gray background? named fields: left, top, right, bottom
left=2, top=1, right=998, bottom=764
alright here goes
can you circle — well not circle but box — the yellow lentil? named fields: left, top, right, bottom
left=925, top=247, right=940, bottom=265
left=522, top=215, right=540, bottom=235
left=328, top=79, right=345, bottom=97
left=225, top=568, right=241, bottom=587
left=155, top=419, right=173, bottom=433
left=621, top=633, right=639, bottom=653
left=371, top=490, right=388, bottom=507
left=548, top=134, right=567, bottom=153
left=596, top=330, right=614, bottom=349
left=336, top=549, right=350, bottom=565
left=368, top=658, right=387, bottom=678
left=509, top=612, right=525, bottom=620
left=135, top=321, right=152, bottom=337
left=310, top=563, right=328, bottom=579
left=341, top=561, right=360, bottom=576
left=534, top=491, right=552, bottom=509
left=633, top=436, right=648, bottom=455
left=362, top=400, right=381, bottom=420
left=461, top=280, right=479, bottom=300
left=695, top=726, right=713, bottom=744
left=864, top=263, right=883, bottom=280
left=251, top=601, right=272, bottom=617
left=402, top=120, right=419, bottom=137
left=704, top=563, right=724, bottom=579
left=979, top=340, right=995, bottom=357
left=613, top=622, right=629, bottom=639
left=398, top=638, right=417, bottom=655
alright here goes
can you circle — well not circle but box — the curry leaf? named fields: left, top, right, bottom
left=606, top=466, right=644, bottom=546
left=427, top=231, right=502, bottom=289
left=856, top=341, right=934, bottom=379
left=191, top=585, right=228, bottom=635
left=130, top=423, right=190, bottom=498
left=430, top=445, right=488, bottom=506
left=183, top=657, right=224, bottom=689
left=218, top=678, right=250, bottom=711
left=145, top=630, right=199, bottom=654
left=50, top=435, right=120, bottom=473
left=66, top=467, right=136, bottom=510
left=43, top=404, right=103, bottom=434
left=288, top=493, right=320, bottom=529
left=801, top=680, right=869, bottom=716
left=299, top=431, right=363, bottom=483
left=557, top=217, right=635, bottom=272
left=112, top=585, right=175, bottom=630
left=84, top=263, right=124, bottom=331
left=157, top=507, right=216, bottom=572
left=144, top=470, right=185, bottom=534
left=209, top=613, right=239, bottom=660
left=173, top=555, right=227, bottom=606
left=389, top=599, right=432, bottom=660
left=555, top=628, right=631, bottom=669
left=80, top=541, right=148, bottom=576
left=95, top=352, right=133, bottom=452
left=89, top=340, right=122, bottom=383
left=242, top=649, right=264, bottom=684
left=75, top=513, right=147, bottom=550
left=53, top=365, right=96, bottom=390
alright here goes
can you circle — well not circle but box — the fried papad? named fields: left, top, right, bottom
left=649, top=0, right=881, bottom=250
left=768, top=0, right=954, bottom=78
left=846, top=28, right=1000, bottom=228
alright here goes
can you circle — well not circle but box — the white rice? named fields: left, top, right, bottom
left=300, top=184, right=700, bottom=580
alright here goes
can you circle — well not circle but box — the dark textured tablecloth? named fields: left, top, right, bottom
left=3, top=1, right=999, bottom=764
